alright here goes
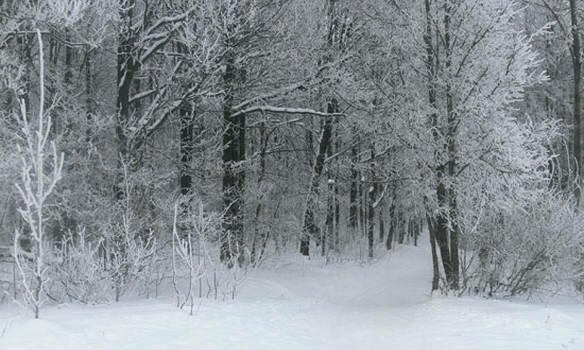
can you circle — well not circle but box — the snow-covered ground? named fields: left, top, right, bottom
left=1, top=245, right=583, bottom=349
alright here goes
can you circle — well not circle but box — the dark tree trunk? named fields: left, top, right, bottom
left=435, top=182, right=453, bottom=284
left=349, top=136, right=359, bottom=232
left=444, top=0, right=459, bottom=290
left=115, top=0, right=137, bottom=202
left=570, top=0, right=582, bottom=202
left=179, top=101, right=194, bottom=232
left=448, top=188, right=460, bottom=289
left=300, top=99, right=336, bottom=256
left=334, top=182, right=340, bottom=249
left=251, top=123, right=269, bottom=265
left=64, top=30, right=73, bottom=95
left=422, top=0, right=460, bottom=291
left=179, top=100, right=193, bottom=195
left=116, top=0, right=135, bottom=153
left=378, top=202, right=385, bottom=241
left=323, top=126, right=336, bottom=256
left=112, top=0, right=136, bottom=290
left=386, top=190, right=396, bottom=250
left=323, top=191, right=332, bottom=256
left=367, top=148, right=376, bottom=259
left=17, top=30, right=32, bottom=116
left=425, top=0, right=455, bottom=290
left=396, top=211, right=405, bottom=244
left=323, top=177, right=334, bottom=257
left=85, top=48, right=93, bottom=132
left=359, top=170, right=366, bottom=237
left=426, top=215, right=440, bottom=291
left=221, top=54, right=246, bottom=266
left=301, top=0, right=343, bottom=256
left=334, top=138, right=341, bottom=249
left=386, top=221, right=393, bottom=250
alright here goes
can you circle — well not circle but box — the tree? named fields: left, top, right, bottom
left=300, top=0, right=353, bottom=256
left=13, top=30, right=64, bottom=319
left=422, top=0, right=551, bottom=290
left=570, top=0, right=582, bottom=201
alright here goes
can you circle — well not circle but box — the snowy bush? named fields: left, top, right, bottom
left=170, top=198, right=243, bottom=312
left=49, top=228, right=112, bottom=304
left=0, top=254, right=13, bottom=304
left=103, top=161, right=159, bottom=302
left=106, top=221, right=157, bottom=302
left=463, top=191, right=584, bottom=298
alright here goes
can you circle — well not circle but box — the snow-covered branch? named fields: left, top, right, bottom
left=231, top=105, right=345, bottom=118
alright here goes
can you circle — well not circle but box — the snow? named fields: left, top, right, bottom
left=1, top=245, right=584, bottom=350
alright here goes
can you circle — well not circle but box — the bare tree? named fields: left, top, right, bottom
left=13, top=30, right=64, bottom=318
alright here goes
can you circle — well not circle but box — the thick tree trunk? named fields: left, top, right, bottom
left=397, top=211, right=406, bottom=244
left=434, top=183, right=451, bottom=272
left=323, top=128, right=336, bottom=256
left=426, top=215, right=440, bottom=291
left=422, top=0, right=459, bottom=291
left=116, top=0, right=134, bottom=149
left=115, top=0, right=137, bottom=201
left=444, top=0, right=459, bottom=290
left=251, top=123, right=268, bottom=265
left=424, top=0, right=452, bottom=289
left=221, top=54, right=246, bottom=266
left=301, top=0, right=343, bottom=256
left=300, top=100, right=336, bottom=256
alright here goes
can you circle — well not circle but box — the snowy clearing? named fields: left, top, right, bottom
left=1, top=245, right=583, bottom=350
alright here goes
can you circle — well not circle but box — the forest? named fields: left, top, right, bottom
left=1, top=0, right=584, bottom=348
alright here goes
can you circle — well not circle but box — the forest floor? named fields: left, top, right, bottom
left=1, top=244, right=584, bottom=349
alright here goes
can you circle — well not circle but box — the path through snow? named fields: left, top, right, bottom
left=1, top=245, right=583, bottom=349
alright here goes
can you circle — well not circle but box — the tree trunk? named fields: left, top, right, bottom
left=85, top=48, right=93, bottom=138
left=359, top=168, right=366, bottom=237
left=300, top=100, right=336, bottom=256
left=115, top=0, right=137, bottom=200
left=323, top=177, right=334, bottom=257
left=178, top=49, right=193, bottom=200
left=570, top=0, right=582, bottom=203
left=349, top=135, right=359, bottom=232
left=221, top=54, right=246, bottom=266
left=301, top=0, right=344, bottom=256
left=435, top=182, right=453, bottom=283
left=334, top=138, right=341, bottom=250
left=179, top=101, right=194, bottom=230
left=385, top=189, right=396, bottom=250
left=251, top=123, right=269, bottom=265
left=426, top=215, right=440, bottom=291
left=323, top=127, right=336, bottom=256
left=444, top=0, right=459, bottom=290
left=378, top=201, right=385, bottom=241
left=367, top=148, right=376, bottom=259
